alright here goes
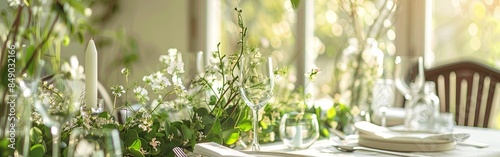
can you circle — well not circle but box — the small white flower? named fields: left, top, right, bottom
left=110, top=85, right=125, bottom=97
left=140, top=147, right=149, bottom=155
left=149, top=138, right=161, bottom=151
left=159, top=55, right=169, bottom=64
left=146, top=71, right=171, bottom=92
left=143, top=75, right=153, bottom=84
left=121, top=68, right=130, bottom=76
left=134, top=87, right=149, bottom=103
left=167, top=61, right=185, bottom=74
left=61, top=56, right=84, bottom=80
left=7, top=0, right=21, bottom=8
left=305, top=65, right=321, bottom=81
left=168, top=48, right=178, bottom=57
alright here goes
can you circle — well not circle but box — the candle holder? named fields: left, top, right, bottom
left=279, top=112, right=319, bottom=150
left=91, top=99, right=104, bottom=115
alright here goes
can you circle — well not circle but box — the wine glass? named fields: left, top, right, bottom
left=67, top=128, right=123, bottom=157
left=394, top=56, right=425, bottom=101
left=35, top=74, right=83, bottom=157
left=239, top=57, right=274, bottom=151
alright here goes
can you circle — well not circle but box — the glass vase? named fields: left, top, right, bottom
left=335, top=38, right=384, bottom=117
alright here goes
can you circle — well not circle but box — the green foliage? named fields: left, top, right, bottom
left=29, top=144, right=46, bottom=157
left=0, top=4, right=355, bottom=156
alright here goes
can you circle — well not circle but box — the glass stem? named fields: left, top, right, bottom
left=252, top=108, right=260, bottom=151
left=51, top=126, right=60, bottom=157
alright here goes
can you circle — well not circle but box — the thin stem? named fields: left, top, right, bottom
left=20, top=14, right=60, bottom=75
left=251, top=108, right=260, bottom=151
left=0, top=6, right=23, bottom=66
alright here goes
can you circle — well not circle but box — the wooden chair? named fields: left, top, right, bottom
left=425, top=61, right=500, bottom=128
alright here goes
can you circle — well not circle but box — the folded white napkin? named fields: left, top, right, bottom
left=354, top=121, right=462, bottom=152
left=370, top=107, right=405, bottom=126
left=193, top=142, right=254, bottom=157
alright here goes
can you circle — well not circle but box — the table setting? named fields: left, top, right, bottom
left=2, top=0, right=500, bottom=157
left=188, top=119, right=498, bottom=157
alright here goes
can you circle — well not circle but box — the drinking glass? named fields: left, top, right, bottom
left=67, top=128, right=123, bottom=157
left=239, top=57, right=274, bottom=151
left=394, top=56, right=425, bottom=101
left=34, top=74, right=83, bottom=157
left=280, top=112, right=319, bottom=150
left=371, top=79, right=395, bottom=127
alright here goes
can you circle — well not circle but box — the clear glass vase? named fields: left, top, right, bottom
left=335, top=38, right=384, bottom=117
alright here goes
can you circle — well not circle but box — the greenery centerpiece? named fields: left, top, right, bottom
left=1, top=7, right=295, bottom=156
left=0, top=0, right=355, bottom=156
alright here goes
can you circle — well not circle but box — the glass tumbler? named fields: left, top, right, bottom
left=280, top=112, right=319, bottom=150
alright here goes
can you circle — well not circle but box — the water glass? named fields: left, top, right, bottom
left=280, top=112, right=319, bottom=150
left=434, top=113, right=455, bottom=132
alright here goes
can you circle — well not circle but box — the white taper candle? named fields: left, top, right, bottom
left=85, top=39, right=98, bottom=109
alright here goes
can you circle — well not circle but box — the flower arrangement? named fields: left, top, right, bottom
left=0, top=8, right=321, bottom=157
left=0, top=2, right=355, bottom=156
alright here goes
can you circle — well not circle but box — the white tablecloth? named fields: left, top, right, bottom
left=260, top=126, right=500, bottom=157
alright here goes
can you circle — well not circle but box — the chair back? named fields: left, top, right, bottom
left=425, top=61, right=500, bottom=128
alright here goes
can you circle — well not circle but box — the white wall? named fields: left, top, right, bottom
left=63, top=0, right=189, bottom=88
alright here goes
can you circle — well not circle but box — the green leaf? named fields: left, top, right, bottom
left=201, top=115, right=215, bottom=125
left=67, top=0, right=86, bottom=14
left=181, top=125, right=193, bottom=140
left=327, top=107, right=336, bottom=119
left=30, top=127, right=43, bottom=144
left=29, top=144, right=46, bottom=157
left=52, top=2, right=75, bottom=33
left=212, top=119, right=222, bottom=134
left=165, top=122, right=180, bottom=137
left=23, top=45, right=36, bottom=75
left=209, top=95, right=217, bottom=106
left=237, top=120, right=252, bottom=132
left=221, top=117, right=235, bottom=130
left=196, top=108, right=209, bottom=116
left=102, top=124, right=118, bottom=130
left=128, top=139, right=141, bottom=150
left=62, top=35, right=71, bottom=46
left=220, top=129, right=240, bottom=145
left=155, top=133, right=165, bottom=138
left=77, top=31, right=84, bottom=43
left=290, top=0, right=300, bottom=10
left=321, top=128, right=330, bottom=137
left=128, top=148, right=145, bottom=157
left=98, top=111, right=109, bottom=118
left=139, top=138, right=148, bottom=150
left=124, top=129, right=139, bottom=147
left=0, top=65, right=8, bottom=89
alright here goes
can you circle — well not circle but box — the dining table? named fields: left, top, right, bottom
left=258, top=125, right=500, bottom=157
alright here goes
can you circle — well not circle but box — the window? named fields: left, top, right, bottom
left=431, top=0, right=500, bottom=68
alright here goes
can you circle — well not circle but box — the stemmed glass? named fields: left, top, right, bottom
left=394, top=56, right=425, bottom=101
left=239, top=57, right=274, bottom=151
left=35, top=74, right=83, bottom=157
